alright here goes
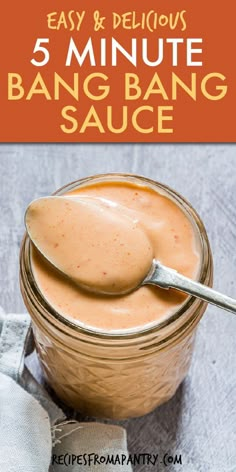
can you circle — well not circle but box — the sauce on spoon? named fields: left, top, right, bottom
left=26, top=196, right=154, bottom=294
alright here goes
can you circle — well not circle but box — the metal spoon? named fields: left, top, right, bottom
left=143, top=260, right=236, bottom=314
left=25, top=198, right=236, bottom=314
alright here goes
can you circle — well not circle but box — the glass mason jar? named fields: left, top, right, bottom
left=20, top=173, right=213, bottom=419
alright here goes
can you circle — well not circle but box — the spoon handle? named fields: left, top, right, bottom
left=145, top=261, right=236, bottom=314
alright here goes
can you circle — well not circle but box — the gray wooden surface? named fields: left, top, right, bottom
left=0, top=144, right=235, bottom=471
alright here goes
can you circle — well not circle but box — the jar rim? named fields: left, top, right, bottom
left=20, top=172, right=212, bottom=340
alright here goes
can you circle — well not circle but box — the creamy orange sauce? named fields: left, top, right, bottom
left=30, top=181, right=200, bottom=331
left=26, top=196, right=153, bottom=294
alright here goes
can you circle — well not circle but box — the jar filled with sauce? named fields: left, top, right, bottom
left=20, top=173, right=213, bottom=419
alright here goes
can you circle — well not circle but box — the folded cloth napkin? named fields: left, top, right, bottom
left=0, top=309, right=132, bottom=472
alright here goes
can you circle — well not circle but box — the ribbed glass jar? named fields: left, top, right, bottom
left=20, top=174, right=213, bottom=419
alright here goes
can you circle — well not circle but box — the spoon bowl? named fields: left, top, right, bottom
left=25, top=195, right=154, bottom=295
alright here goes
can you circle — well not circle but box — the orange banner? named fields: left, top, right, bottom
left=1, top=1, right=235, bottom=142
